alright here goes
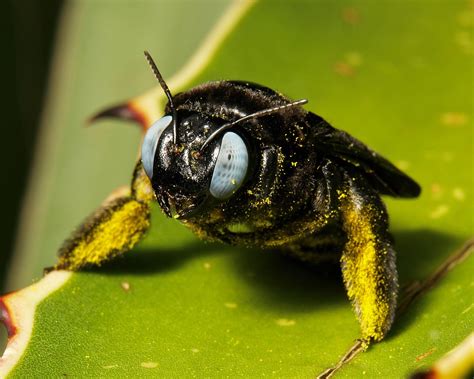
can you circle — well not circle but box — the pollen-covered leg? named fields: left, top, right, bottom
left=339, top=177, right=398, bottom=342
left=55, top=162, right=154, bottom=271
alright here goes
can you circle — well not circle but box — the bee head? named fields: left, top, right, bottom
left=140, top=51, right=305, bottom=220
left=141, top=109, right=249, bottom=219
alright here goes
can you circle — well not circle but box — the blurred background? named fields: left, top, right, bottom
left=1, top=0, right=63, bottom=289
left=0, top=1, right=232, bottom=291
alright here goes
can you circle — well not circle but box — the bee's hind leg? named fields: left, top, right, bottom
left=54, top=161, right=154, bottom=271
left=338, top=174, right=398, bottom=343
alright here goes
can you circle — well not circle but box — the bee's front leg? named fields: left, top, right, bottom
left=54, top=162, right=154, bottom=271
left=339, top=174, right=398, bottom=342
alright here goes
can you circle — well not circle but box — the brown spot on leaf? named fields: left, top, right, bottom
left=440, top=112, right=469, bottom=127
left=415, top=347, right=437, bottom=362
left=334, top=52, right=363, bottom=77
left=430, top=183, right=443, bottom=199
left=342, top=7, right=360, bottom=25
left=334, top=62, right=355, bottom=77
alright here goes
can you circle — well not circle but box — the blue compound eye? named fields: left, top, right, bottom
left=141, top=115, right=172, bottom=179
left=210, top=132, right=248, bottom=199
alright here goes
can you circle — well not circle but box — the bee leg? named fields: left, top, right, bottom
left=54, top=161, right=154, bottom=271
left=339, top=175, right=398, bottom=342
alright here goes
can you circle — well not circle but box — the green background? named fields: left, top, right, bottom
left=5, top=0, right=473, bottom=377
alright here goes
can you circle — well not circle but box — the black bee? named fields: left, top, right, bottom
left=56, top=52, right=421, bottom=343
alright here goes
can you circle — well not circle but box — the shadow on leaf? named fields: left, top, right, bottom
left=230, top=248, right=346, bottom=313
left=89, top=239, right=346, bottom=314
left=86, top=227, right=460, bottom=324
left=391, top=228, right=461, bottom=338
left=394, top=228, right=460, bottom=284
left=85, top=240, right=225, bottom=275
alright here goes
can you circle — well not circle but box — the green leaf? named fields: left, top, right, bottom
left=2, top=0, right=473, bottom=377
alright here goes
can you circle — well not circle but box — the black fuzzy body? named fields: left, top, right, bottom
left=154, top=81, right=420, bottom=262
left=58, top=76, right=422, bottom=341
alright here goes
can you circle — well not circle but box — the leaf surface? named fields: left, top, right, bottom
left=3, top=0, right=473, bottom=377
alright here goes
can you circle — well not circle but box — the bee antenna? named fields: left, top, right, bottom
left=200, top=99, right=308, bottom=151
left=144, top=51, right=178, bottom=144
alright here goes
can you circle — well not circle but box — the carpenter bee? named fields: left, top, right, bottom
left=55, top=52, right=421, bottom=343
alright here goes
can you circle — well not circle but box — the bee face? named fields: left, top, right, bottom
left=141, top=111, right=250, bottom=219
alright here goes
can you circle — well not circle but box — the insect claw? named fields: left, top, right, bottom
left=87, top=101, right=148, bottom=129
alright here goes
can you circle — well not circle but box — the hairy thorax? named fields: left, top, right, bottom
left=182, top=143, right=340, bottom=253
